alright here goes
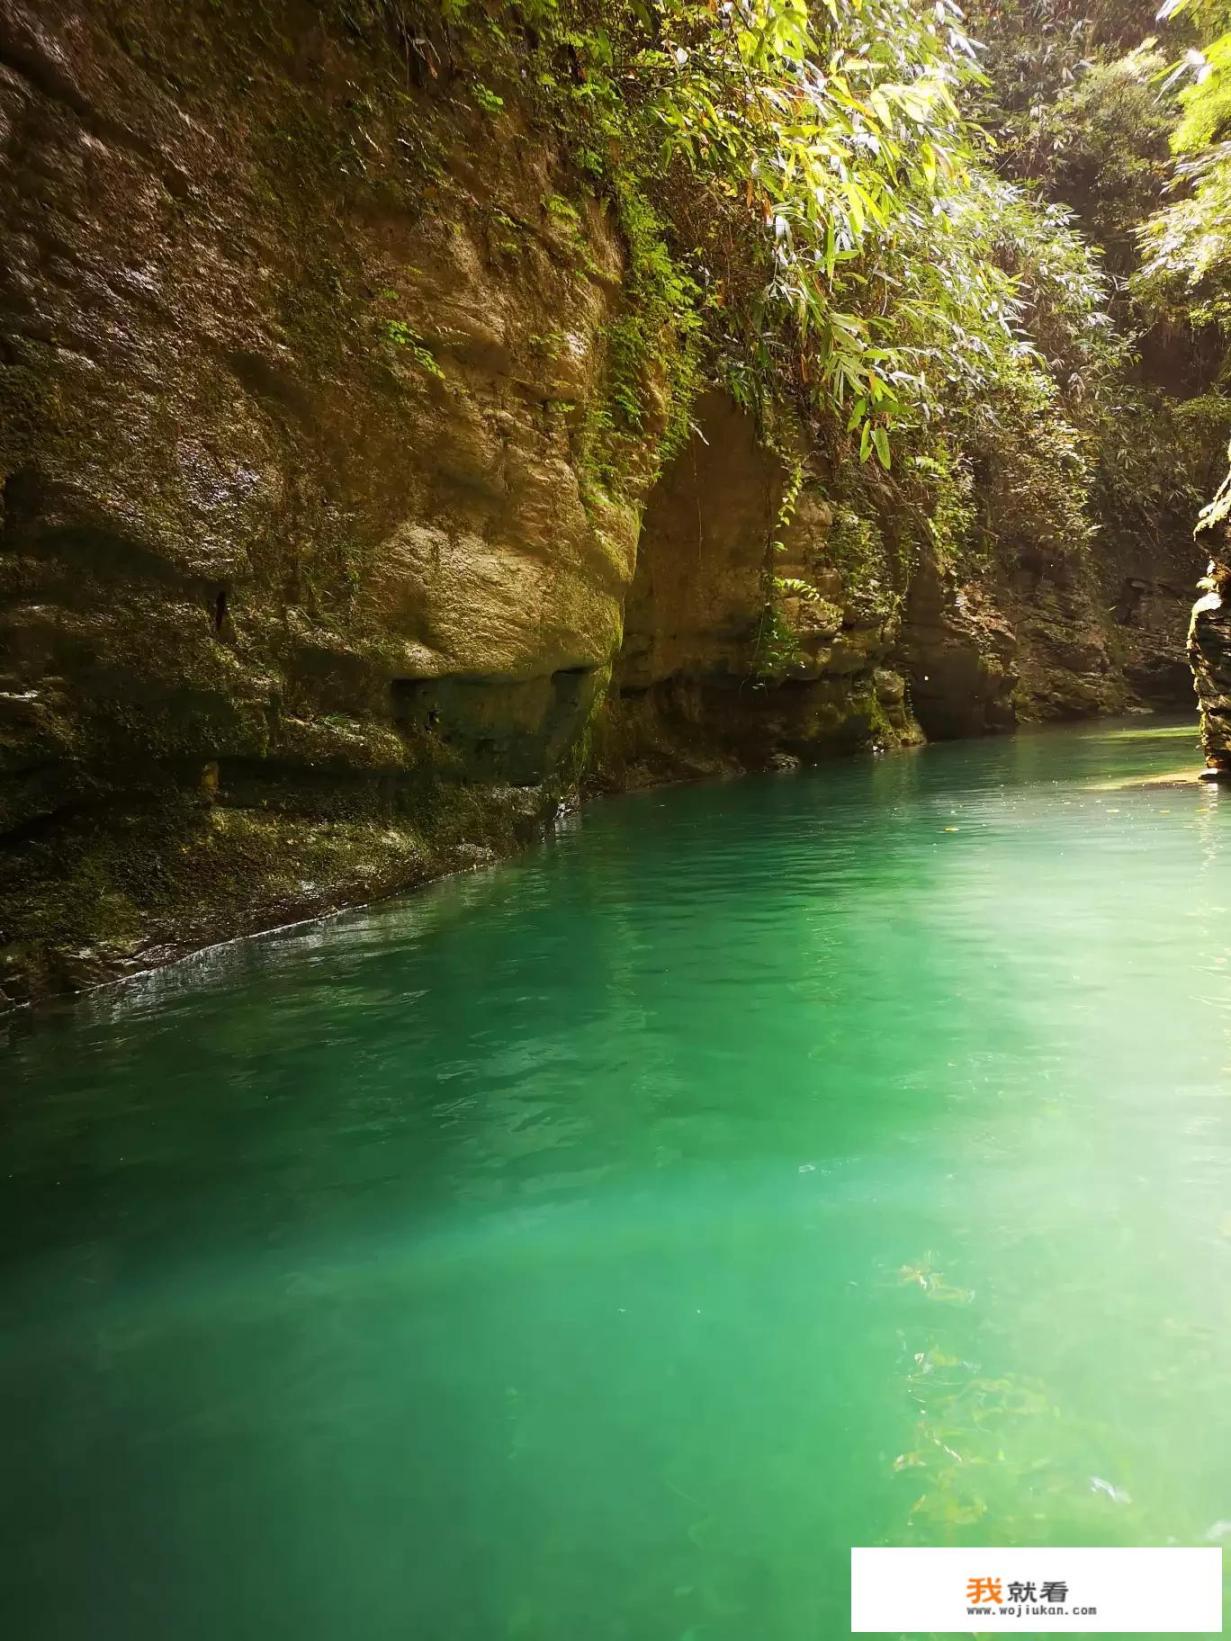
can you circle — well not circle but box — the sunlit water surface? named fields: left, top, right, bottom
left=3, top=718, right=1231, bottom=1639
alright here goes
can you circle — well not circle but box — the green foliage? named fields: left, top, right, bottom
left=967, top=0, right=1231, bottom=600
left=642, top=0, right=980, bottom=420
left=1165, top=3, right=1231, bottom=152
left=1132, top=0, right=1231, bottom=538
left=824, top=505, right=898, bottom=616
left=394, top=0, right=1208, bottom=605
left=912, top=444, right=977, bottom=573
left=836, top=158, right=1120, bottom=599
left=888, top=166, right=1124, bottom=410
left=574, top=178, right=703, bottom=497
left=390, top=0, right=1135, bottom=586
left=381, top=317, right=445, bottom=376
left=773, top=456, right=805, bottom=554
left=543, top=191, right=582, bottom=231
left=775, top=575, right=821, bottom=602
left=1134, top=0, right=1231, bottom=314
left=1137, top=142, right=1231, bottom=325
left=973, top=371, right=1096, bottom=564
left=1098, top=387, right=1231, bottom=532
left=753, top=601, right=806, bottom=677
left=472, top=80, right=505, bottom=113
left=422, top=0, right=1013, bottom=452
left=972, top=2, right=1174, bottom=271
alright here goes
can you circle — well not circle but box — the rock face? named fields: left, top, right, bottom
left=594, top=391, right=919, bottom=785
left=1189, top=560, right=1231, bottom=766
left=899, top=560, right=1017, bottom=739
left=0, top=0, right=1198, bottom=1005
left=0, top=0, right=654, bottom=1002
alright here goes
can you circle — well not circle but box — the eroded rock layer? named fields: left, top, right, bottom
left=0, top=0, right=1199, bottom=1004
left=0, top=0, right=655, bottom=1002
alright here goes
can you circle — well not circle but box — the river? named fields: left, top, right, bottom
left=2, top=716, right=1229, bottom=1639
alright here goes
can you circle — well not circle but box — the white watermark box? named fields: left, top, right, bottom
left=851, top=1545, right=1222, bottom=1633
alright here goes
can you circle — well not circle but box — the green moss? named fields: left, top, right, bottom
left=824, top=506, right=899, bottom=617
left=0, top=753, right=567, bottom=1004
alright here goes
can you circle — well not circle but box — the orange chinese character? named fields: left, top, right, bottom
left=966, top=1577, right=1004, bottom=1604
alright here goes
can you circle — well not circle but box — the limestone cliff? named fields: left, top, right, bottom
left=592, top=391, right=918, bottom=788
left=0, top=0, right=658, bottom=1003
left=0, top=0, right=1196, bottom=1006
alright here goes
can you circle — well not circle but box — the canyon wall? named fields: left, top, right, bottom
left=0, top=0, right=1196, bottom=1005
left=1190, top=555, right=1231, bottom=770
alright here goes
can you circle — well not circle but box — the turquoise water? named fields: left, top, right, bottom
left=2, top=717, right=1230, bottom=1639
